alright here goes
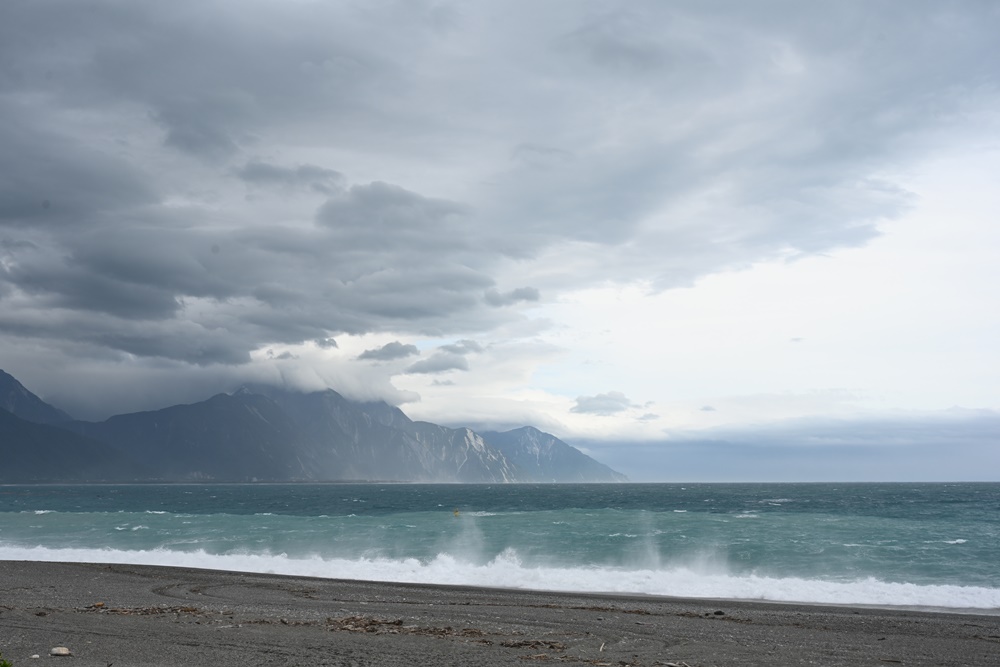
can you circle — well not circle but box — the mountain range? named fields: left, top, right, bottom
left=0, top=369, right=626, bottom=483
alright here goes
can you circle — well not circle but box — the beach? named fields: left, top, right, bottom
left=0, top=562, right=997, bottom=666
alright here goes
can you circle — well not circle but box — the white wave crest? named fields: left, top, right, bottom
left=1, top=544, right=998, bottom=611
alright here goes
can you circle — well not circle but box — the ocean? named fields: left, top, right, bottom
left=1, top=483, right=998, bottom=612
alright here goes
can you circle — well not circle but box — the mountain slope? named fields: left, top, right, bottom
left=0, top=407, right=145, bottom=482
left=482, top=426, right=628, bottom=482
left=244, top=386, right=517, bottom=482
left=0, top=369, right=73, bottom=424
left=404, top=422, right=517, bottom=483
left=66, top=392, right=316, bottom=482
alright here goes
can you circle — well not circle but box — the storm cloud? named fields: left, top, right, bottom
left=236, top=161, right=346, bottom=194
left=1, top=0, right=998, bottom=438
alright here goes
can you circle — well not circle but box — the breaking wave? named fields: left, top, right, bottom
left=2, top=544, right=998, bottom=611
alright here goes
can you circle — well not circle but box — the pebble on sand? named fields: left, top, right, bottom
left=49, top=647, right=72, bottom=656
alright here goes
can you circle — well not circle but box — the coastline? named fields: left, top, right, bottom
left=1, top=562, right=998, bottom=666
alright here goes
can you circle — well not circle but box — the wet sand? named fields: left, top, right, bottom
left=1, top=561, right=998, bottom=666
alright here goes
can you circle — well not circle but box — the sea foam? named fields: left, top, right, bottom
left=1, top=544, right=998, bottom=612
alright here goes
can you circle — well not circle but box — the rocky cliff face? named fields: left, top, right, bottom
left=246, top=386, right=519, bottom=482
left=482, top=426, right=628, bottom=482
left=406, top=423, right=518, bottom=483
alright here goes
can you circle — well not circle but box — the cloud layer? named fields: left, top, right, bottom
left=2, top=1, right=999, bottom=433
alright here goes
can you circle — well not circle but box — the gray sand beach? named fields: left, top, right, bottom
left=1, top=562, right=997, bottom=666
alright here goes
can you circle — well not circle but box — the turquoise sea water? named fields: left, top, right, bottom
left=1, top=483, right=998, bottom=611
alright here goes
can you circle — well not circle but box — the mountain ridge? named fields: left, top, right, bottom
left=0, top=407, right=148, bottom=482
left=482, top=426, right=629, bottom=483
left=0, top=370, right=626, bottom=483
left=0, top=369, right=73, bottom=425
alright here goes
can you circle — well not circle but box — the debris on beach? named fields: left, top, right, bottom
left=49, top=647, right=72, bottom=657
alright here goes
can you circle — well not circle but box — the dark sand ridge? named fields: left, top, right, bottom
left=1, top=562, right=998, bottom=666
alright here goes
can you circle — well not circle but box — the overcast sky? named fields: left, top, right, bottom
left=2, top=1, right=999, bottom=480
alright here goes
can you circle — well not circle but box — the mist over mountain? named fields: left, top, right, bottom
left=1, top=370, right=624, bottom=483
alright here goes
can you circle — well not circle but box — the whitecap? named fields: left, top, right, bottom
left=3, top=544, right=999, bottom=611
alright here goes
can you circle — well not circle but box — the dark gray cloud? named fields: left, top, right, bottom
left=155, top=103, right=241, bottom=160
left=478, top=1, right=999, bottom=289
left=438, top=339, right=483, bottom=355
left=402, top=339, right=483, bottom=374
left=358, top=341, right=420, bottom=361
left=485, top=287, right=540, bottom=307
left=236, top=161, right=346, bottom=194
left=0, top=182, right=500, bottom=365
left=0, top=106, right=157, bottom=229
left=1, top=0, right=998, bottom=415
left=572, top=391, right=638, bottom=416
left=317, top=182, right=472, bottom=256
left=405, top=353, right=469, bottom=375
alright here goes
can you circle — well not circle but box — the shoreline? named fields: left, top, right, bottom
left=3, top=552, right=997, bottom=618
left=2, top=561, right=998, bottom=666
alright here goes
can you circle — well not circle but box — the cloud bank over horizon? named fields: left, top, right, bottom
left=2, top=1, right=999, bottom=479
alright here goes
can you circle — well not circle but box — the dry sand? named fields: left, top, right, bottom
left=1, top=561, right=998, bottom=666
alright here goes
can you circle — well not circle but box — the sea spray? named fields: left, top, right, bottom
left=2, top=543, right=999, bottom=610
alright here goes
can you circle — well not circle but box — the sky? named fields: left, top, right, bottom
left=2, top=1, right=999, bottom=481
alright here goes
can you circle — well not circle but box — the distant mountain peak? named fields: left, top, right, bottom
left=506, top=425, right=543, bottom=435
